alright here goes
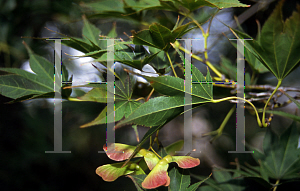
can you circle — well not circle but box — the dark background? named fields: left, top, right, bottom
left=1, top=0, right=300, bottom=190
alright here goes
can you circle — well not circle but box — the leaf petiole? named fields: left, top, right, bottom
left=202, top=106, right=235, bottom=142
left=173, top=42, right=225, bottom=79
left=213, top=96, right=262, bottom=127
left=262, top=79, right=282, bottom=127
left=166, top=51, right=177, bottom=77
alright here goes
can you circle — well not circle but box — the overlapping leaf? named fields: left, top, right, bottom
left=132, top=22, right=195, bottom=51
left=148, top=47, right=169, bottom=70
left=169, top=167, right=190, bottom=191
left=90, top=42, right=159, bottom=70
left=173, top=0, right=249, bottom=11
left=144, top=65, right=213, bottom=99
left=251, top=122, right=300, bottom=180
left=80, top=74, right=141, bottom=127
left=116, top=96, right=185, bottom=127
left=244, top=43, right=269, bottom=74
left=62, top=15, right=104, bottom=57
left=81, top=0, right=248, bottom=17
left=231, top=1, right=300, bottom=80
left=80, top=0, right=146, bottom=24
left=116, top=69, right=213, bottom=127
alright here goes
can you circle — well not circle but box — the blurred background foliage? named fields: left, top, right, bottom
left=1, top=0, right=300, bottom=190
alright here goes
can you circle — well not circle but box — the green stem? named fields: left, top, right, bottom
left=185, top=14, right=224, bottom=79
left=186, top=14, right=205, bottom=36
left=177, top=45, right=224, bottom=79
left=250, top=71, right=256, bottom=84
left=262, top=79, right=282, bottom=127
left=146, top=88, right=155, bottom=101
left=215, top=106, right=235, bottom=139
left=68, top=97, right=83, bottom=101
left=273, top=179, right=280, bottom=191
left=154, top=130, right=160, bottom=147
left=166, top=51, right=177, bottom=77
left=150, top=146, right=162, bottom=159
left=203, top=32, right=209, bottom=61
left=203, top=106, right=235, bottom=142
left=178, top=16, right=186, bottom=27
left=213, top=96, right=262, bottom=127
left=135, top=97, right=145, bottom=102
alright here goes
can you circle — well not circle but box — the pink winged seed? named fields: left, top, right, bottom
left=142, top=163, right=169, bottom=189
left=104, top=143, right=143, bottom=161
left=143, top=152, right=160, bottom=170
left=172, top=156, right=200, bottom=168
left=96, top=163, right=134, bottom=182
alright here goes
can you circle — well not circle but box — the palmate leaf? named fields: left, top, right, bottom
left=92, top=42, right=159, bottom=70
left=82, top=15, right=101, bottom=47
left=114, top=44, right=160, bottom=70
left=193, top=167, right=248, bottom=191
left=142, top=65, right=213, bottom=100
left=208, top=168, right=247, bottom=191
left=251, top=122, right=300, bottom=180
left=120, top=101, right=202, bottom=169
left=62, top=15, right=104, bottom=57
left=148, top=47, right=169, bottom=70
left=79, top=75, right=141, bottom=127
left=0, top=42, right=54, bottom=100
left=132, top=22, right=195, bottom=51
left=116, top=66, right=213, bottom=127
left=231, top=1, right=300, bottom=81
left=117, top=67, right=213, bottom=167
left=244, top=39, right=269, bottom=74
left=116, top=96, right=188, bottom=127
